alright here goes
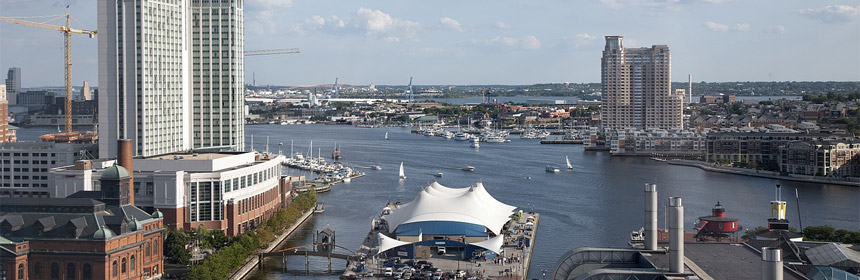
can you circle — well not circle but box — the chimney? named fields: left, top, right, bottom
left=669, top=197, right=684, bottom=273
left=762, top=247, right=783, bottom=280
left=644, top=183, right=657, bottom=250
left=118, top=139, right=134, bottom=205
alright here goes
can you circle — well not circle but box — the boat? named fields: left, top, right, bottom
left=566, top=156, right=573, bottom=170
left=399, top=162, right=407, bottom=179
left=470, top=138, right=480, bottom=148
left=332, top=144, right=342, bottom=160
left=546, top=165, right=561, bottom=173
left=454, top=132, right=470, bottom=141
left=343, top=177, right=352, bottom=183
left=435, top=172, right=444, bottom=178
left=485, top=134, right=507, bottom=143
left=385, top=131, right=389, bottom=140
left=370, top=165, right=382, bottom=170
left=462, top=165, right=475, bottom=172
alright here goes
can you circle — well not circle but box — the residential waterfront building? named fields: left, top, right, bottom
left=600, top=36, right=683, bottom=132
left=609, top=128, right=706, bottom=157
left=705, top=132, right=854, bottom=166
left=779, top=140, right=860, bottom=177
left=5, top=67, right=20, bottom=105
left=0, top=164, right=165, bottom=280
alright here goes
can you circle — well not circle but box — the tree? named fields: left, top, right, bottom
left=164, top=229, right=192, bottom=265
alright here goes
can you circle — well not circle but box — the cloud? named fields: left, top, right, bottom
left=439, top=17, right=464, bottom=32
left=599, top=0, right=735, bottom=13
left=572, top=33, right=597, bottom=47
left=733, top=23, right=750, bottom=31
left=356, top=7, right=420, bottom=36
left=704, top=21, right=729, bottom=32
left=290, top=8, right=419, bottom=40
left=495, top=22, right=510, bottom=29
left=766, top=25, right=787, bottom=35
left=482, top=35, right=542, bottom=50
left=245, top=0, right=293, bottom=34
left=799, top=5, right=860, bottom=23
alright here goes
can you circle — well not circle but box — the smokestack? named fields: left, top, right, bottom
left=644, top=183, right=657, bottom=250
left=118, top=139, right=134, bottom=205
left=762, top=247, right=783, bottom=280
left=669, top=197, right=684, bottom=273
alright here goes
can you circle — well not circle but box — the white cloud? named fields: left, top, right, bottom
left=290, top=8, right=419, bottom=40
left=766, top=25, right=787, bottom=35
left=439, top=17, right=464, bottom=32
left=573, top=33, right=597, bottom=47
left=733, top=23, right=750, bottom=31
left=484, top=35, right=542, bottom=50
left=245, top=0, right=293, bottom=34
left=799, top=5, right=860, bottom=23
left=356, top=7, right=420, bottom=37
left=495, top=22, right=510, bottom=29
left=599, top=0, right=735, bottom=13
left=704, top=21, right=729, bottom=32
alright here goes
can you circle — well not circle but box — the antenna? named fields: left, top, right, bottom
left=250, top=135, right=254, bottom=152
left=266, top=136, right=269, bottom=154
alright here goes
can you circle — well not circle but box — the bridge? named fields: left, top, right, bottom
left=258, top=243, right=358, bottom=272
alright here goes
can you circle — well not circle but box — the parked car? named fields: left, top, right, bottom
left=384, top=267, right=393, bottom=277
left=456, top=270, right=466, bottom=278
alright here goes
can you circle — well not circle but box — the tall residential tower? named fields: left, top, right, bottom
left=600, top=36, right=683, bottom=132
left=5, top=67, right=21, bottom=105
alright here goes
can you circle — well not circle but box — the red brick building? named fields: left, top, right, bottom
left=0, top=164, right=164, bottom=280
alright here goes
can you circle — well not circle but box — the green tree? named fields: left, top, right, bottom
left=164, top=229, right=192, bottom=265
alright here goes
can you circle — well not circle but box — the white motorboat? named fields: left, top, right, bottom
left=454, top=132, right=470, bottom=141
left=462, top=165, right=475, bottom=172
left=370, top=165, right=382, bottom=171
left=470, top=138, right=480, bottom=148
left=435, top=172, right=444, bottom=177
left=545, top=165, right=561, bottom=173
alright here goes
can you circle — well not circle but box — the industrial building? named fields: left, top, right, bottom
left=376, top=181, right=517, bottom=259
left=0, top=141, right=97, bottom=198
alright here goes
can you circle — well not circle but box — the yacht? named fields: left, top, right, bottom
left=454, top=132, right=470, bottom=141
left=485, top=134, right=507, bottom=143
left=462, top=165, right=475, bottom=172
left=370, top=165, right=382, bottom=171
left=435, top=172, right=444, bottom=178
left=545, top=165, right=561, bottom=173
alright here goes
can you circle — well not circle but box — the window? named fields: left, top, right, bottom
left=121, top=258, right=127, bottom=274
left=82, top=263, right=92, bottom=280
left=146, top=242, right=151, bottom=257
left=17, top=263, right=24, bottom=280
left=112, top=261, right=117, bottom=277
left=33, top=262, right=41, bottom=278
left=50, top=262, right=59, bottom=279
left=130, top=255, right=136, bottom=271
left=154, top=240, right=159, bottom=255
left=66, top=263, right=76, bottom=279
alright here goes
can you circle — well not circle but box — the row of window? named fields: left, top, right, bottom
left=2, top=160, right=57, bottom=165
left=0, top=152, right=57, bottom=157
left=1, top=175, right=49, bottom=180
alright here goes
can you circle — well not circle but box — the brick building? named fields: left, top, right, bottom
left=705, top=132, right=854, bottom=165
left=0, top=164, right=164, bottom=280
left=779, top=140, right=860, bottom=177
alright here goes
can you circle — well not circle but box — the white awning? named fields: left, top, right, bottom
left=377, top=233, right=412, bottom=255
left=470, top=235, right=505, bottom=254
left=386, top=181, right=517, bottom=235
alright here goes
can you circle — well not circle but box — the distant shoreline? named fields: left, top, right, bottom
left=668, top=159, right=860, bottom=187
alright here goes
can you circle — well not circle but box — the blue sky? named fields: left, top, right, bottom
left=1, top=0, right=858, bottom=87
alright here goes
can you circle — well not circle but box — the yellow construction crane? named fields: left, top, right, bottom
left=0, top=13, right=96, bottom=134
left=244, top=48, right=300, bottom=56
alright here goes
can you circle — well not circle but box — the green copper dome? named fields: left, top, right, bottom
left=93, top=226, right=116, bottom=240
left=102, top=164, right=130, bottom=180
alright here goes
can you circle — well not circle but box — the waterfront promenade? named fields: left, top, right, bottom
left=230, top=209, right=315, bottom=280
left=668, top=159, right=860, bottom=187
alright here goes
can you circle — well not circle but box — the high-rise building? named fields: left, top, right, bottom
left=81, top=81, right=92, bottom=101
left=99, top=0, right=192, bottom=158
left=190, top=0, right=245, bottom=151
left=98, top=0, right=245, bottom=158
left=600, top=36, right=683, bottom=132
left=5, top=67, right=21, bottom=105
left=0, top=84, right=14, bottom=143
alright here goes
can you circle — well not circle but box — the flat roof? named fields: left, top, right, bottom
left=645, top=243, right=806, bottom=280
left=144, top=152, right=237, bottom=160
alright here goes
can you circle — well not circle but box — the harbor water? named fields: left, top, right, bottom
left=241, top=124, right=858, bottom=280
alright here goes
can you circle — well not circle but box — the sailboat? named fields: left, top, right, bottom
left=385, top=132, right=389, bottom=140
left=566, top=156, right=573, bottom=170
left=399, top=162, right=407, bottom=179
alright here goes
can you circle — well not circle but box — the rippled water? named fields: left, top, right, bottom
left=243, top=124, right=858, bottom=279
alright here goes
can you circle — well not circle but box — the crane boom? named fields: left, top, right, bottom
left=0, top=13, right=96, bottom=134
left=244, top=48, right=300, bottom=56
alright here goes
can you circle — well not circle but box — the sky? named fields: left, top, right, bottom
left=1, top=0, right=859, bottom=87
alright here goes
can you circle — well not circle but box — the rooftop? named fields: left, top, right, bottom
left=144, top=152, right=240, bottom=160
left=645, top=243, right=806, bottom=280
